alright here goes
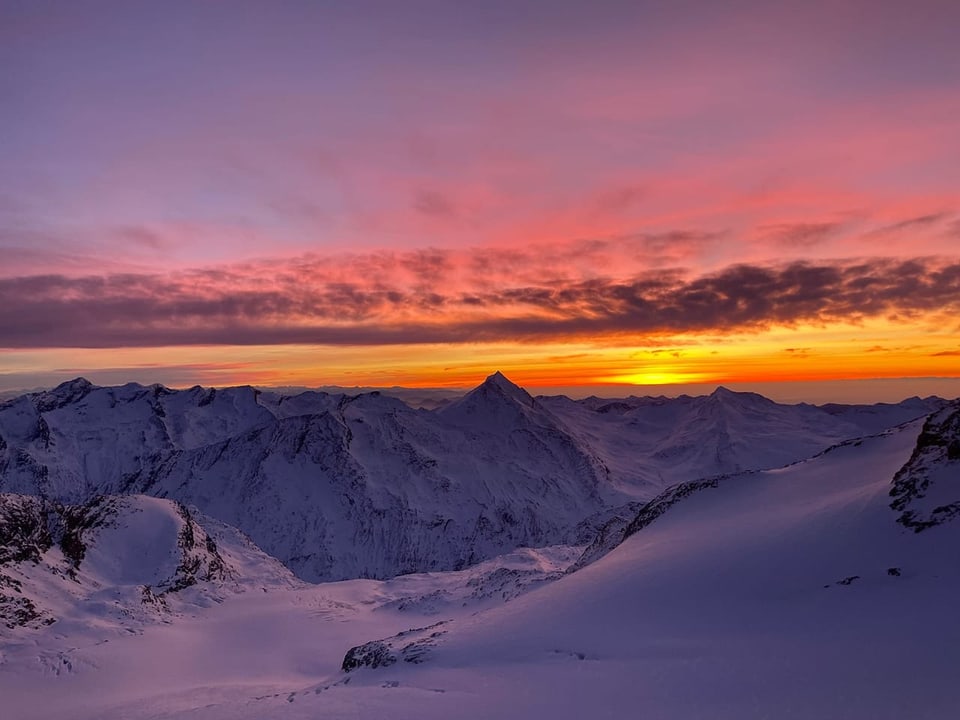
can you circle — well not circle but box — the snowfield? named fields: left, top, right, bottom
left=1, top=375, right=958, bottom=719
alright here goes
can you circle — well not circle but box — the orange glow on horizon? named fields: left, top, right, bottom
left=3, top=309, right=958, bottom=398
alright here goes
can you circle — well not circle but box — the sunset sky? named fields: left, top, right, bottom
left=2, top=0, right=959, bottom=401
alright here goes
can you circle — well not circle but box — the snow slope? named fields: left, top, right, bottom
left=3, top=408, right=958, bottom=719
left=309, top=415, right=959, bottom=720
left=0, top=530, right=580, bottom=720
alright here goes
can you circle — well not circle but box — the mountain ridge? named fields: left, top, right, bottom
left=0, top=374, right=948, bottom=581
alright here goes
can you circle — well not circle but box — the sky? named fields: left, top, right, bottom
left=2, top=0, right=959, bottom=401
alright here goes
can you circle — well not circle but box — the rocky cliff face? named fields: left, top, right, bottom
left=889, top=402, right=960, bottom=531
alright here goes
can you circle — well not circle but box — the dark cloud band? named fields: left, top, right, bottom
left=1, top=256, right=957, bottom=348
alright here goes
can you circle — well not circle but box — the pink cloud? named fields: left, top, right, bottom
left=2, top=251, right=958, bottom=349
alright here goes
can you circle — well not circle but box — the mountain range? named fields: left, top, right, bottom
left=0, top=373, right=943, bottom=582
left=1, top=373, right=957, bottom=719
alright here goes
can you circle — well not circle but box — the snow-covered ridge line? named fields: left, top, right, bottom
left=573, top=405, right=960, bottom=574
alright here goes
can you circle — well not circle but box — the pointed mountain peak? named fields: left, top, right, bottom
left=710, top=385, right=736, bottom=399
left=478, top=371, right=532, bottom=401
left=438, top=371, right=535, bottom=420
left=484, top=370, right=517, bottom=389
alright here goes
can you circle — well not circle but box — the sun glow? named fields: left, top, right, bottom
left=601, top=370, right=715, bottom=386
left=5, top=308, right=957, bottom=397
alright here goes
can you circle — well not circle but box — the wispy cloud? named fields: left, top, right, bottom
left=863, top=212, right=952, bottom=240
left=756, top=222, right=840, bottom=248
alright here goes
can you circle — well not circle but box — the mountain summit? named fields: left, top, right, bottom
left=476, top=371, right=534, bottom=405
left=437, top=371, right=536, bottom=425
left=706, top=385, right=770, bottom=406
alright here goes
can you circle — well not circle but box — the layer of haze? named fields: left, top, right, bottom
left=2, top=1, right=959, bottom=399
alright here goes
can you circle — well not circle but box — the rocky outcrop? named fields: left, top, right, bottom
left=55, top=496, right=123, bottom=577
left=342, top=621, right=449, bottom=672
left=162, top=502, right=230, bottom=593
left=0, top=495, right=53, bottom=565
left=889, top=403, right=960, bottom=532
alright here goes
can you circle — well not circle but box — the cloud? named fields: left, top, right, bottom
left=757, top=222, right=840, bottom=248
left=1, top=253, right=958, bottom=349
left=413, top=190, right=457, bottom=218
left=114, top=225, right=173, bottom=251
left=882, top=213, right=948, bottom=233
left=465, top=231, right=721, bottom=283
left=590, top=185, right=645, bottom=215
left=864, top=212, right=951, bottom=239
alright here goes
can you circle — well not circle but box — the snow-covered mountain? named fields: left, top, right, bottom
left=316, top=411, right=960, bottom=720
left=0, top=375, right=608, bottom=581
left=0, top=374, right=945, bottom=582
left=2, top=398, right=957, bottom=719
left=535, top=385, right=943, bottom=491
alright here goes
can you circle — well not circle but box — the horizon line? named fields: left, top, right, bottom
left=4, top=373, right=959, bottom=406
